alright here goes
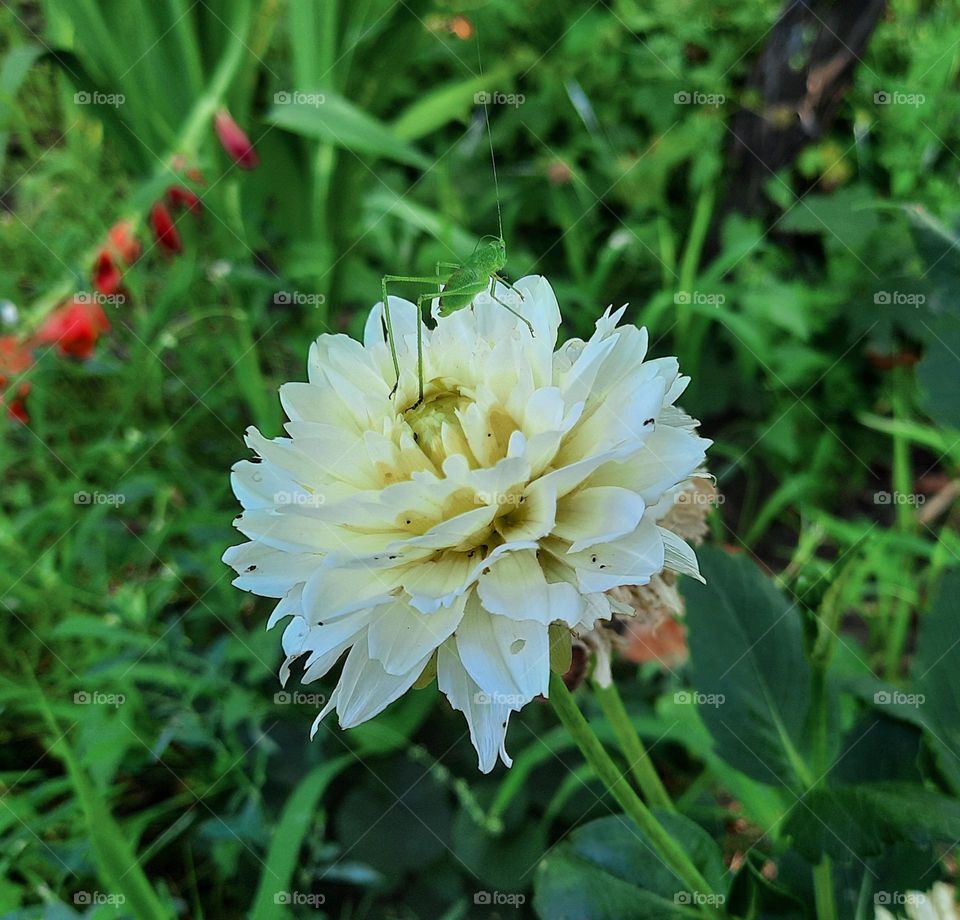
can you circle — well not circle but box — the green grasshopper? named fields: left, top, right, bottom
left=379, top=91, right=533, bottom=410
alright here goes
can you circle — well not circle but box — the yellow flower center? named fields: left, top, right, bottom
left=404, top=384, right=470, bottom=468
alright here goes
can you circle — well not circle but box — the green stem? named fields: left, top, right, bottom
left=812, top=859, right=838, bottom=920
left=676, top=186, right=715, bottom=344
left=885, top=366, right=915, bottom=679
left=592, top=679, right=675, bottom=813
left=809, top=582, right=842, bottom=920
left=549, top=674, right=722, bottom=918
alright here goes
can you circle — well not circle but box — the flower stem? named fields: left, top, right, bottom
left=809, top=590, right=840, bottom=920
left=813, top=858, right=838, bottom=920
left=549, top=673, right=723, bottom=917
left=592, top=679, right=675, bottom=813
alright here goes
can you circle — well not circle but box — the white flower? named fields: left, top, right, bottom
left=223, top=275, right=710, bottom=771
left=875, top=883, right=960, bottom=920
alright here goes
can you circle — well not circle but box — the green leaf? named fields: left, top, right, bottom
left=917, top=313, right=960, bottom=430
left=249, top=756, right=352, bottom=920
left=533, top=812, right=730, bottom=920
left=391, top=63, right=513, bottom=141
left=784, top=783, right=960, bottom=862
left=683, top=548, right=813, bottom=789
left=267, top=90, right=429, bottom=168
left=913, top=571, right=960, bottom=793
left=778, top=186, right=880, bottom=251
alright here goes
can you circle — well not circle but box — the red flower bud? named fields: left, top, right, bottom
left=214, top=109, right=259, bottom=170
left=107, top=220, right=141, bottom=265
left=149, top=202, right=182, bottom=254
left=0, top=335, right=32, bottom=423
left=34, top=297, right=110, bottom=360
left=93, top=249, right=123, bottom=296
left=167, top=184, right=203, bottom=215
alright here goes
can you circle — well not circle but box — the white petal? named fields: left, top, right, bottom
left=455, top=594, right=549, bottom=698
left=437, top=640, right=515, bottom=773
left=281, top=617, right=309, bottom=657
left=309, top=687, right=340, bottom=738
left=401, top=551, right=475, bottom=613
left=477, top=549, right=583, bottom=626
left=536, top=445, right=637, bottom=500
left=303, top=608, right=377, bottom=666
left=554, top=486, right=646, bottom=554
left=558, top=332, right=619, bottom=407
left=267, top=585, right=303, bottom=630
left=495, top=478, right=557, bottom=544
left=222, top=542, right=318, bottom=597
left=230, top=459, right=302, bottom=510
left=334, top=642, right=430, bottom=728
left=367, top=594, right=466, bottom=675
left=592, top=424, right=709, bottom=502
left=659, top=528, right=704, bottom=582
left=300, top=562, right=401, bottom=623
left=561, top=517, right=665, bottom=593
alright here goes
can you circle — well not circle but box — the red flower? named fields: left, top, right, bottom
left=167, top=184, right=203, bottom=215
left=93, top=249, right=123, bottom=296
left=149, top=202, right=182, bottom=254
left=34, top=297, right=110, bottom=360
left=214, top=109, right=259, bottom=170
left=107, top=220, right=141, bottom=265
left=0, top=336, right=31, bottom=423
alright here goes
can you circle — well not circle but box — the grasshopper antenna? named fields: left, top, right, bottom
left=476, top=33, right=503, bottom=240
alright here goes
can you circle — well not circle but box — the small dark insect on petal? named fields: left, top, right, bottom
left=643, top=418, right=655, bottom=426
left=246, top=565, right=257, bottom=572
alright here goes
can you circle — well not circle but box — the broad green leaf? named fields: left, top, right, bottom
left=683, top=548, right=813, bottom=789
left=778, top=186, right=880, bottom=251
left=534, top=812, right=730, bottom=920
left=917, top=313, right=960, bottom=430
left=249, top=756, right=351, bottom=920
left=784, top=783, right=960, bottom=862
left=913, top=572, right=960, bottom=793
left=267, top=90, right=429, bottom=168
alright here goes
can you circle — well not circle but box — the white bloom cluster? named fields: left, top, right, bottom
left=224, top=276, right=710, bottom=771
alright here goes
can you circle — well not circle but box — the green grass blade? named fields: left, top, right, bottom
left=249, top=756, right=352, bottom=920
left=32, top=682, right=173, bottom=920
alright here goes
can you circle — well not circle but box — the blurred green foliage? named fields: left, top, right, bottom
left=2, top=0, right=960, bottom=917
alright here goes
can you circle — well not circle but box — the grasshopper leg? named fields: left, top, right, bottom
left=488, top=276, right=534, bottom=337
left=380, top=274, right=441, bottom=398
left=493, top=273, right=526, bottom=303
left=405, top=279, right=498, bottom=410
